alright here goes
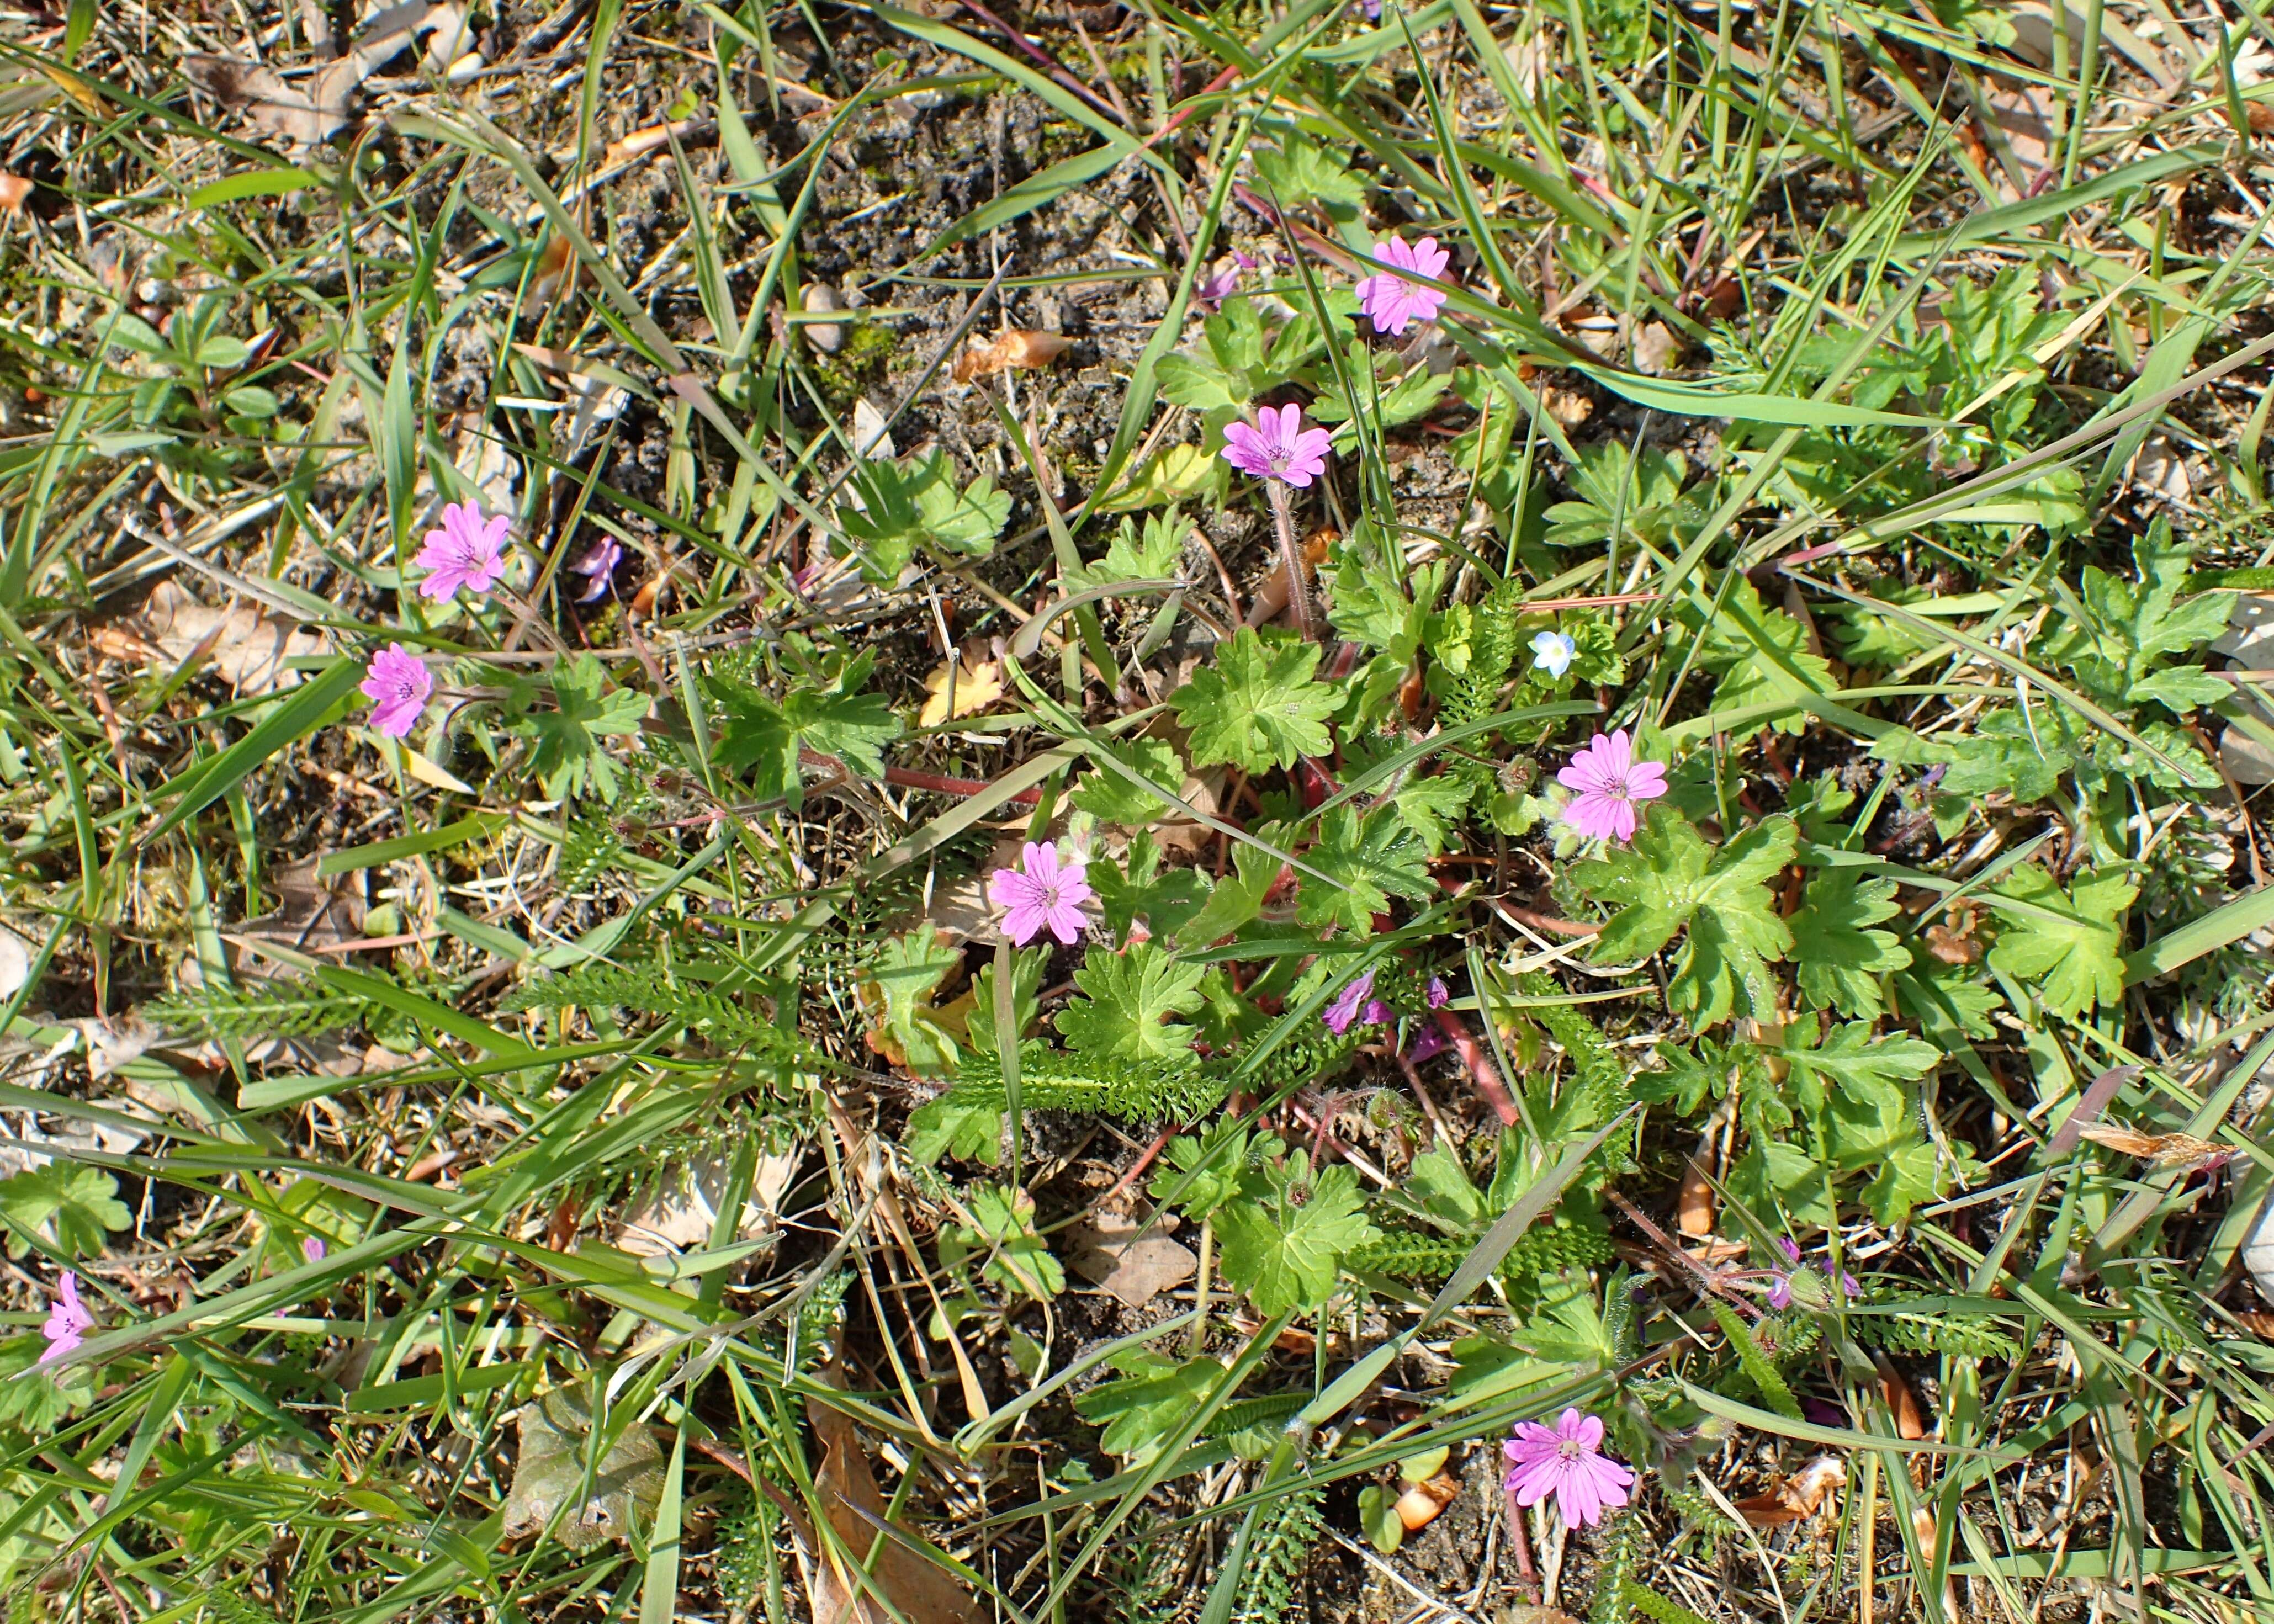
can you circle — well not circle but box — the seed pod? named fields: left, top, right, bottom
left=1395, top=1473, right=1461, bottom=1531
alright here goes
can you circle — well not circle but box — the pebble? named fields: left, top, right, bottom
left=801, top=283, right=844, bottom=353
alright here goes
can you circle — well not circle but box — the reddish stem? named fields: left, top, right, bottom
left=883, top=766, right=1045, bottom=806
left=1433, top=1009, right=1519, bottom=1126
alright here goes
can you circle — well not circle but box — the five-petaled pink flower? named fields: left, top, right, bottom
left=40, top=1271, right=93, bottom=1365
left=1503, top=1408, right=1634, bottom=1530
left=1557, top=729, right=1668, bottom=843
left=1323, top=968, right=1392, bottom=1034
left=360, top=643, right=434, bottom=740
left=1356, top=236, right=1451, bottom=337
left=1221, top=403, right=1333, bottom=488
left=988, top=842, right=1094, bottom=946
left=413, top=500, right=512, bottom=601
left=571, top=536, right=622, bottom=603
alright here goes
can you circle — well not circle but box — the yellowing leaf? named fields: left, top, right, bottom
left=918, top=655, right=1004, bottom=728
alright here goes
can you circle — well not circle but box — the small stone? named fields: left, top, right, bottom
left=801, top=283, right=844, bottom=353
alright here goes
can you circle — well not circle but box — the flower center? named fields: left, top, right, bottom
left=1559, top=1439, right=1584, bottom=1461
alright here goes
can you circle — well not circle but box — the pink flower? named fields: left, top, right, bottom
left=1557, top=729, right=1668, bottom=842
left=359, top=643, right=434, bottom=739
left=1503, top=1408, right=1634, bottom=1530
left=1196, top=264, right=1243, bottom=312
left=1221, top=403, right=1333, bottom=487
left=988, top=842, right=1093, bottom=946
left=1425, top=976, right=1450, bottom=1009
left=39, top=1271, right=93, bottom=1365
left=1406, top=1021, right=1449, bottom=1063
left=1356, top=236, right=1451, bottom=337
left=571, top=536, right=622, bottom=603
left=1322, top=969, right=1380, bottom=1034
left=303, top=1236, right=327, bottom=1264
left=413, top=500, right=511, bottom=601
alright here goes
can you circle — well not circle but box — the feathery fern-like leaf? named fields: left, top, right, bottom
left=950, top=1043, right=1231, bottom=1122
left=1229, top=1487, right=1324, bottom=1624
left=146, top=979, right=372, bottom=1041
left=1711, top=1300, right=1805, bottom=1420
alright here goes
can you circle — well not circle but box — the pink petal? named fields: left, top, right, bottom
left=1055, top=870, right=1095, bottom=909
left=1508, top=1457, right=1566, bottom=1508
left=1042, top=900, right=1086, bottom=944
left=1608, top=797, right=1639, bottom=842
left=1556, top=1469, right=1602, bottom=1529
left=1570, top=1411, right=1605, bottom=1450
left=988, top=868, right=1035, bottom=910
left=1000, top=901, right=1047, bottom=945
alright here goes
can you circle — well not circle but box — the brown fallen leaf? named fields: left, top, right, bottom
left=601, top=117, right=716, bottom=171
left=951, top=329, right=1072, bottom=383
left=1875, top=1354, right=1927, bottom=1440
left=1633, top=320, right=1683, bottom=375
left=1923, top=921, right=1982, bottom=965
left=124, top=579, right=326, bottom=695
left=807, top=1378, right=983, bottom=1624
left=1065, top=1202, right=1196, bottom=1312
left=2231, top=1310, right=2274, bottom=1338
left=2076, top=1123, right=2236, bottom=1173
left=918, top=653, right=1006, bottom=728
left=1677, top=1158, right=1716, bottom=1236
left=526, top=234, right=582, bottom=312
left=0, top=173, right=30, bottom=212
left=179, top=52, right=375, bottom=146
left=1734, top=1453, right=1846, bottom=1526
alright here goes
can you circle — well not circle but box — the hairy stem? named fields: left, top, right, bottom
left=1266, top=479, right=1316, bottom=641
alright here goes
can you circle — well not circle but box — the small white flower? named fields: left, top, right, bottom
left=1530, top=630, right=1577, bottom=678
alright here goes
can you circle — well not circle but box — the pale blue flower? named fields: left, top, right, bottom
left=1530, top=630, right=1577, bottom=678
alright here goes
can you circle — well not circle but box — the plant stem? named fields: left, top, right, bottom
left=1266, top=479, right=1316, bottom=641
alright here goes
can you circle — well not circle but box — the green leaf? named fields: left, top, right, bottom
left=863, top=928, right=962, bottom=1077
left=944, top=1185, right=1063, bottom=1301
left=521, top=655, right=648, bottom=802
left=905, top=1092, right=1003, bottom=1167
left=1297, top=803, right=1434, bottom=935
left=1780, top=1020, right=1939, bottom=1119
left=1357, top=1485, right=1406, bottom=1554
left=1328, top=554, right=1437, bottom=662
left=0, top=1164, right=130, bottom=1259
left=835, top=450, right=1010, bottom=580
left=714, top=651, right=900, bottom=802
left=1089, top=831, right=1209, bottom=946
left=1576, top=808, right=1799, bottom=1028
left=1788, top=869, right=1910, bottom=1017
left=1253, top=130, right=1365, bottom=214
left=1056, top=939, right=1206, bottom=1065
left=1986, top=864, right=2138, bottom=1019
left=1685, top=577, right=1837, bottom=736
left=1070, top=510, right=1185, bottom=589
left=1215, top=1151, right=1377, bottom=1316
left=1074, top=1352, right=1219, bottom=1463
left=1406, top=1143, right=1487, bottom=1227
left=1070, top=736, right=1188, bottom=825
left=1172, top=628, right=1339, bottom=773
left=1148, top=1128, right=1273, bottom=1220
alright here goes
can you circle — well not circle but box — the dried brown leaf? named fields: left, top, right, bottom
left=0, top=173, right=29, bottom=212
left=1676, top=1160, right=1716, bottom=1236
left=128, top=580, right=325, bottom=696
left=179, top=52, right=375, bottom=146
left=952, top=330, right=1072, bottom=383
left=1066, top=1203, right=1196, bottom=1311
left=2076, top=1124, right=2234, bottom=1171
left=807, top=1386, right=982, bottom=1624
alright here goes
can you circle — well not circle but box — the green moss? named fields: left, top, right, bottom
left=807, top=318, right=898, bottom=407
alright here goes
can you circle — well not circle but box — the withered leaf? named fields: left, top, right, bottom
left=2076, top=1124, right=2234, bottom=1172
left=806, top=1386, right=982, bottom=1624
left=918, top=654, right=1006, bottom=728
left=951, top=330, right=1072, bottom=383
left=503, top=1388, right=665, bottom=1548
